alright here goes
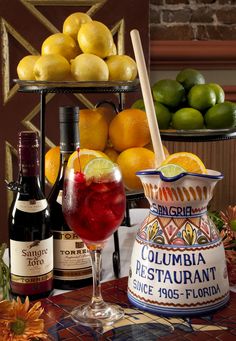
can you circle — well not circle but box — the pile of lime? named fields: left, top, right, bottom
left=132, top=68, right=236, bottom=130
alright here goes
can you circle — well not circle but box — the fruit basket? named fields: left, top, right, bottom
left=14, top=78, right=140, bottom=278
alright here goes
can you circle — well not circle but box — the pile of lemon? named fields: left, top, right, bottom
left=45, top=106, right=169, bottom=191
left=133, top=68, right=236, bottom=130
left=17, top=12, right=137, bottom=82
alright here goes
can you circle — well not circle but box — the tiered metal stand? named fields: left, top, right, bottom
left=14, top=79, right=140, bottom=278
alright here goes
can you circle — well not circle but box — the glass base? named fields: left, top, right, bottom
left=70, top=301, right=124, bottom=328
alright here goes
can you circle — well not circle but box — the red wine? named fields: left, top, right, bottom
left=8, top=131, right=53, bottom=300
left=48, top=106, right=92, bottom=290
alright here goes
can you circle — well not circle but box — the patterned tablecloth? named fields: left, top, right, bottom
left=40, top=276, right=236, bottom=340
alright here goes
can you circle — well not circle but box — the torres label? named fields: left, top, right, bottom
left=53, top=230, right=92, bottom=280
left=10, top=237, right=53, bottom=295
left=16, top=199, right=48, bottom=213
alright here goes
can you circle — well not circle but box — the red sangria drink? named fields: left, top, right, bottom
left=62, top=154, right=126, bottom=327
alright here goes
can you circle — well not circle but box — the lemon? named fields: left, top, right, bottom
left=105, top=55, right=137, bottom=81
left=152, top=79, right=185, bottom=108
left=78, top=20, right=113, bottom=58
left=157, top=164, right=186, bottom=177
left=63, top=12, right=92, bottom=41
left=176, top=68, right=205, bottom=92
left=33, top=54, right=71, bottom=81
left=188, top=84, right=216, bottom=111
left=41, top=33, right=79, bottom=62
left=172, top=107, right=204, bottom=130
left=67, top=149, right=109, bottom=172
left=84, top=157, right=116, bottom=180
left=17, top=55, right=40, bottom=80
left=117, top=147, right=156, bottom=190
left=161, top=152, right=207, bottom=174
left=207, top=83, right=225, bottom=104
left=71, top=53, right=109, bottom=81
left=79, top=108, right=109, bottom=151
left=205, top=102, right=236, bottom=129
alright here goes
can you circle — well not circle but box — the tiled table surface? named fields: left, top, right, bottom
left=40, top=277, right=236, bottom=341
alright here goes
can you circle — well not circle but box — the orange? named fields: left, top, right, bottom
left=67, top=149, right=109, bottom=172
left=104, top=147, right=119, bottom=162
left=79, top=108, right=109, bottom=151
left=161, top=152, right=207, bottom=174
left=145, top=143, right=170, bottom=158
left=45, top=146, right=60, bottom=185
left=96, top=105, right=117, bottom=125
left=109, top=108, right=151, bottom=152
left=117, top=147, right=156, bottom=190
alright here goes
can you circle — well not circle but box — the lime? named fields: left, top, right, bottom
left=172, top=107, right=204, bottom=130
left=208, top=83, right=225, bottom=104
left=154, top=101, right=172, bottom=129
left=176, top=68, right=205, bottom=92
left=152, top=79, right=185, bottom=108
left=204, top=102, right=236, bottom=129
left=188, top=84, right=216, bottom=111
left=84, top=157, right=116, bottom=180
left=131, top=98, right=171, bottom=129
left=157, top=164, right=186, bottom=177
left=131, top=98, right=145, bottom=111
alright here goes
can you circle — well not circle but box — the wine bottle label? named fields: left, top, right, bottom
left=53, top=230, right=92, bottom=280
left=56, top=190, right=63, bottom=205
left=10, top=237, right=53, bottom=276
left=16, top=199, right=48, bottom=213
left=10, top=236, right=53, bottom=296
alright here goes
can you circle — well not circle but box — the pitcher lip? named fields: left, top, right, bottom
left=136, top=169, right=223, bottom=182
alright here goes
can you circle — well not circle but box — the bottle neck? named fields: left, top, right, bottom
left=58, top=152, right=72, bottom=181
left=19, top=145, right=40, bottom=177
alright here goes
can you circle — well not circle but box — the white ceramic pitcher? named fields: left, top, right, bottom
left=128, top=169, right=229, bottom=316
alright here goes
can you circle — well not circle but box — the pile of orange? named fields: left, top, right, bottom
left=45, top=107, right=169, bottom=190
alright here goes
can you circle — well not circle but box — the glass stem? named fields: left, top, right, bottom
left=90, top=249, right=104, bottom=308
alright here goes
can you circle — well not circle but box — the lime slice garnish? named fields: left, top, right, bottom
left=84, top=157, right=116, bottom=180
left=157, top=164, right=186, bottom=177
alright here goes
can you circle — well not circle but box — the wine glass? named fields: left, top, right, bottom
left=62, top=154, right=126, bottom=327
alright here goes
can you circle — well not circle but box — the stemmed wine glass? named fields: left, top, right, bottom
left=62, top=154, right=126, bottom=327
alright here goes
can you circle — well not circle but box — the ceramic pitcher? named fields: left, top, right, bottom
left=128, top=169, right=229, bottom=316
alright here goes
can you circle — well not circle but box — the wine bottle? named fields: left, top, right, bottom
left=48, top=106, right=92, bottom=290
left=8, top=131, right=53, bottom=300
